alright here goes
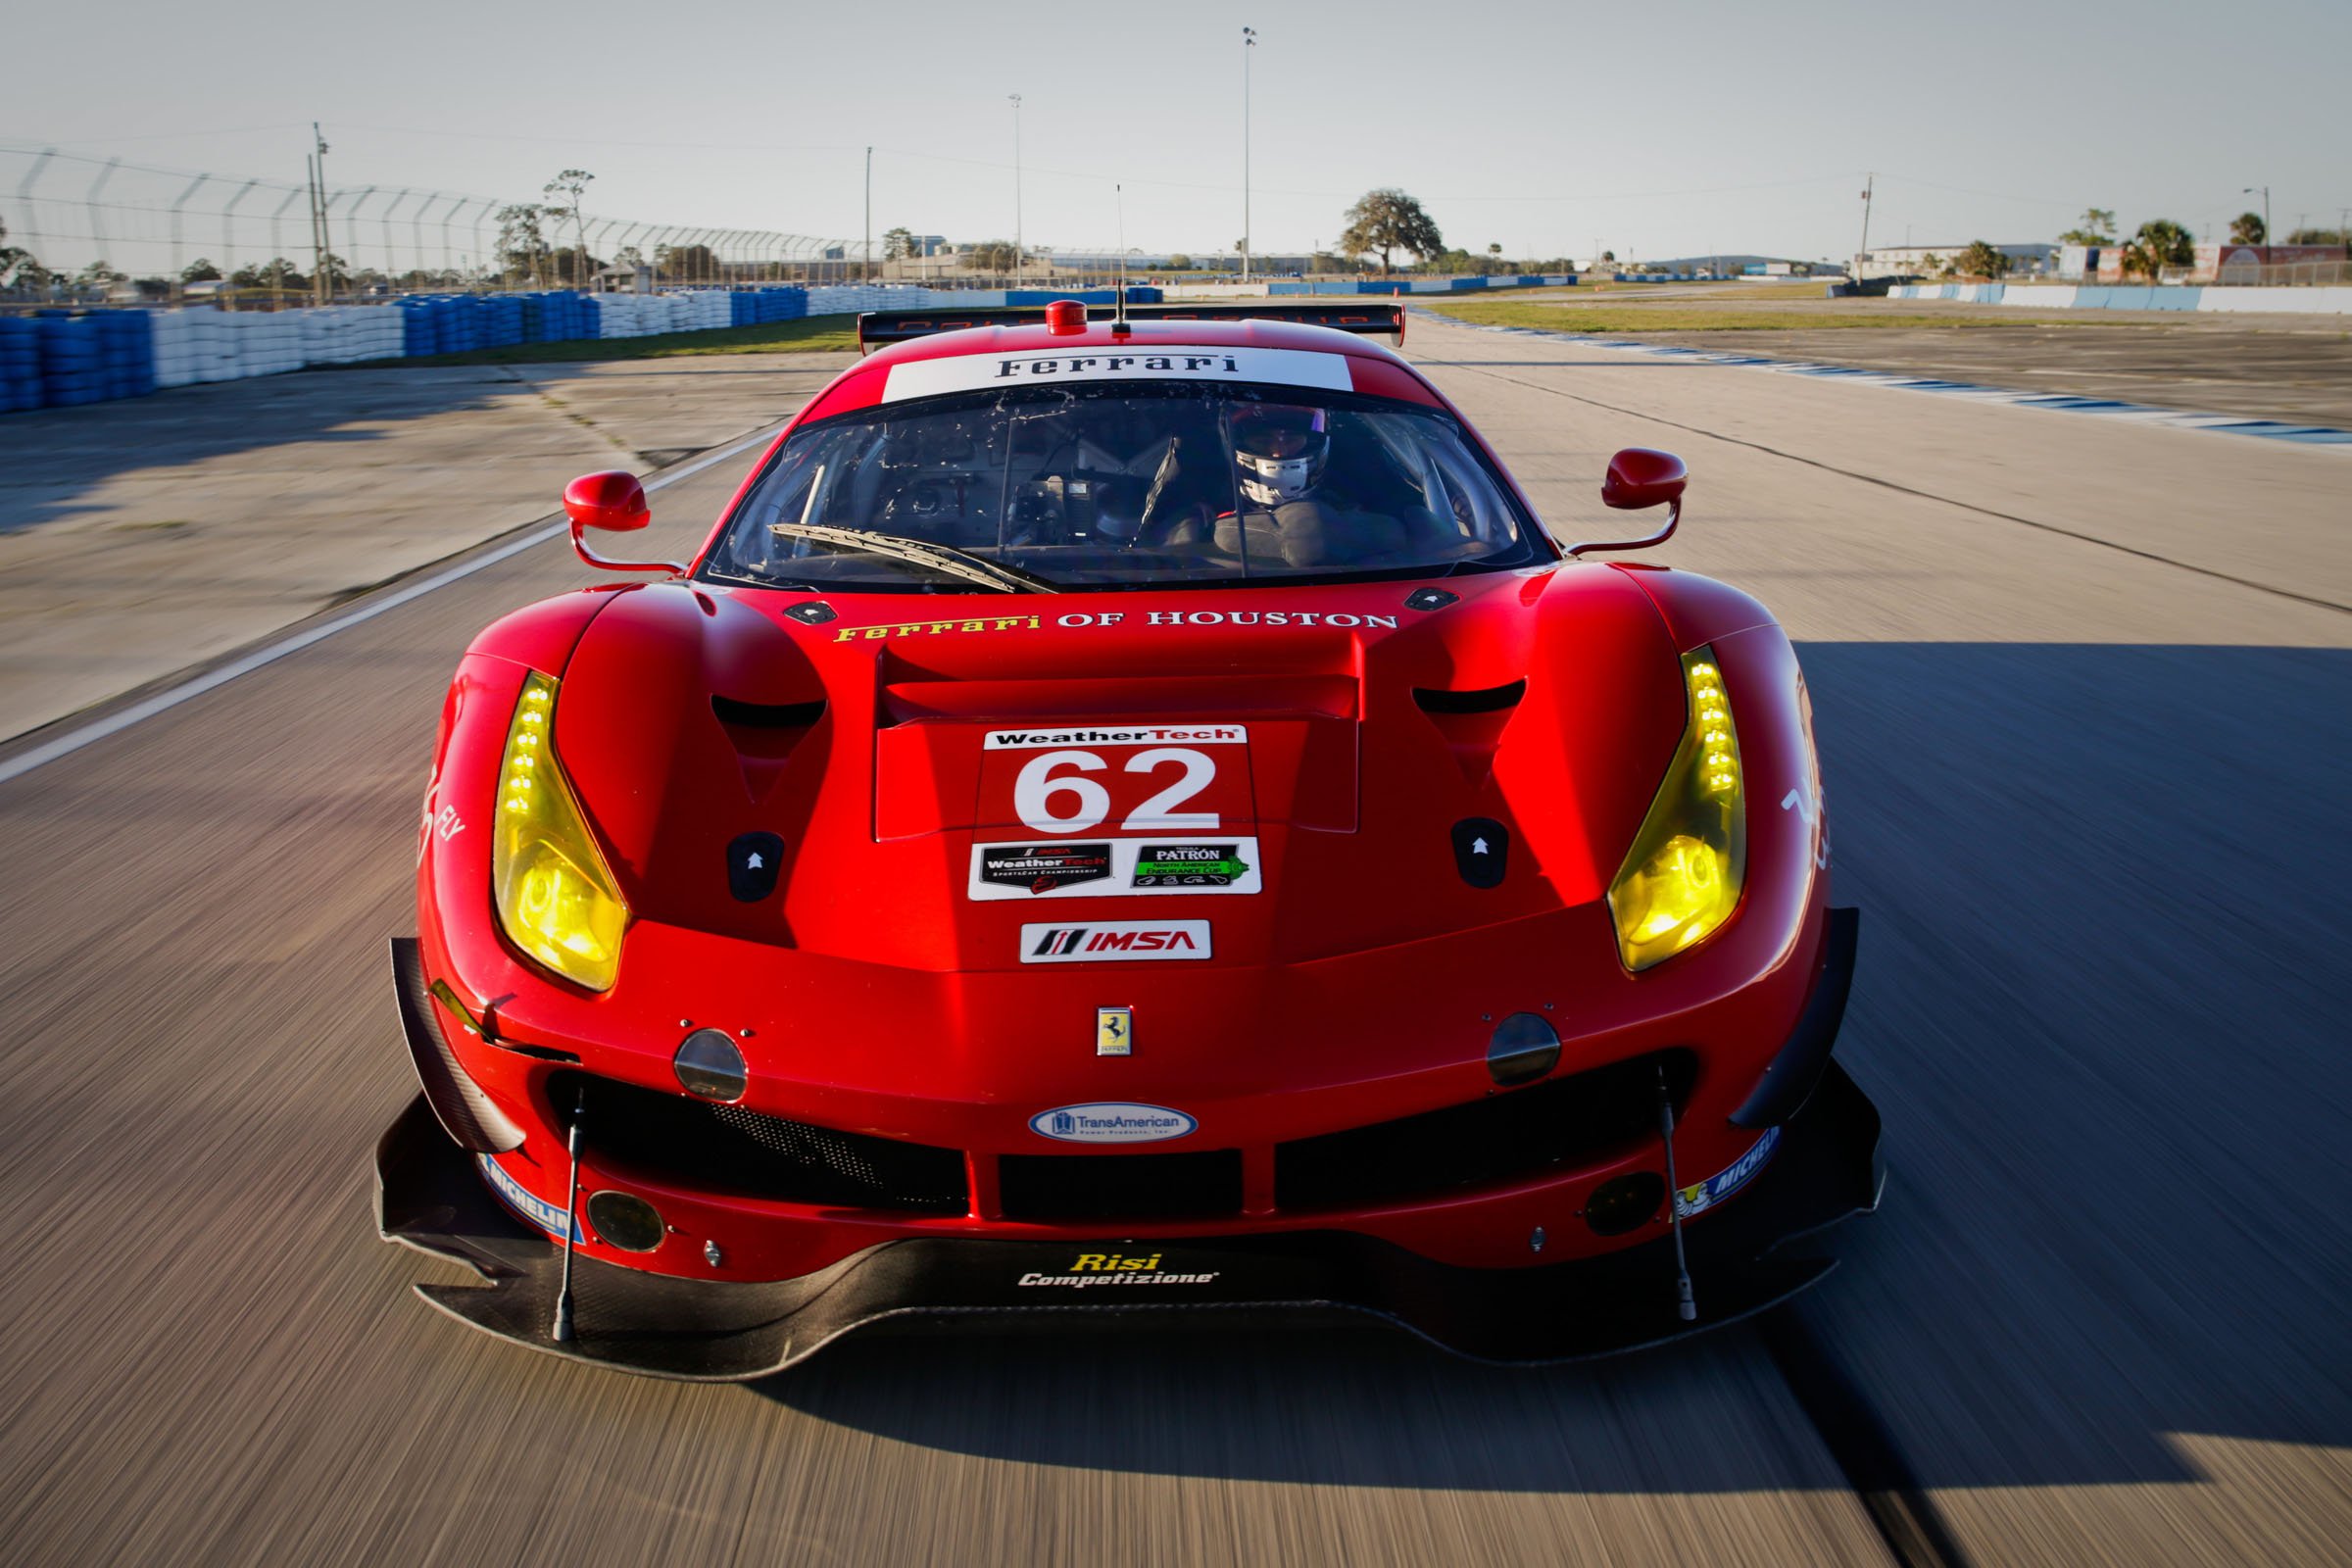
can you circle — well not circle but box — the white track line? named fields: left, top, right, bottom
left=0, top=424, right=782, bottom=787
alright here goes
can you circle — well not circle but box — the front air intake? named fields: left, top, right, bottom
left=1274, top=1050, right=1695, bottom=1211
left=549, top=1070, right=967, bottom=1214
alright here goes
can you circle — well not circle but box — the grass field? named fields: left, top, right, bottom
left=395, top=314, right=858, bottom=367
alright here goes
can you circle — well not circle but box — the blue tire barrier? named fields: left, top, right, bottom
left=0, top=317, right=42, bottom=412
left=36, top=315, right=108, bottom=408
left=1, top=280, right=1214, bottom=416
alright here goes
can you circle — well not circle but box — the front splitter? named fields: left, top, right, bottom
left=375, top=1064, right=1883, bottom=1381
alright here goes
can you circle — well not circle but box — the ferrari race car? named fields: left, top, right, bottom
left=378, top=299, right=1882, bottom=1379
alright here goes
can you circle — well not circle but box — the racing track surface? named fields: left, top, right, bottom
left=2, top=315, right=2346, bottom=1566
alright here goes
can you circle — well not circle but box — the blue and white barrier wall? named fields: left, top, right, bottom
left=15, top=277, right=1607, bottom=416
left=1886, top=282, right=2351, bottom=315
left=1270, top=275, right=1575, bottom=296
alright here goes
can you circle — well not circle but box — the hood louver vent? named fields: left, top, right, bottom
left=1412, top=679, right=1527, bottom=715
left=1412, top=679, right=1526, bottom=787
left=711, top=696, right=827, bottom=730
left=711, top=696, right=826, bottom=801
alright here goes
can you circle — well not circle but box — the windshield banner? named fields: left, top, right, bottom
left=881, top=345, right=1355, bottom=404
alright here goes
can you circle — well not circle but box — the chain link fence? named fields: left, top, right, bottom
left=0, top=145, right=1207, bottom=308
left=0, top=145, right=873, bottom=307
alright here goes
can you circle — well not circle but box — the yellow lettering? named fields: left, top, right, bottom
left=1072, top=1253, right=1107, bottom=1271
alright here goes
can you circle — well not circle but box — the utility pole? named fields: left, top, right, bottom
left=863, top=146, right=872, bottom=282
left=1241, top=26, right=1256, bottom=283
left=1855, top=172, right=1874, bottom=279
left=1008, top=94, right=1023, bottom=288
left=308, top=122, right=330, bottom=305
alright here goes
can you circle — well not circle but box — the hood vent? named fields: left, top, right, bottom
left=1412, top=678, right=1526, bottom=715
left=711, top=695, right=826, bottom=801
left=1413, top=678, right=1526, bottom=786
left=712, top=696, right=827, bottom=730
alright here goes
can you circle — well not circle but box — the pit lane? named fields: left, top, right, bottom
left=0, top=313, right=2345, bottom=1565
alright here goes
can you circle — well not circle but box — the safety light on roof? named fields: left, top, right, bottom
left=1606, top=647, right=1747, bottom=971
left=491, top=672, right=630, bottom=992
left=1045, top=300, right=1087, bottom=335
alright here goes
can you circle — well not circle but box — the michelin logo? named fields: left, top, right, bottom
left=476, top=1152, right=584, bottom=1243
left=1674, top=1126, right=1781, bottom=1219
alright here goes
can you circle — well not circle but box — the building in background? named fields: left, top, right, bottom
left=1856, top=243, right=2058, bottom=280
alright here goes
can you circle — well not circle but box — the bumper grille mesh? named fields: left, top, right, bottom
left=551, top=1070, right=968, bottom=1215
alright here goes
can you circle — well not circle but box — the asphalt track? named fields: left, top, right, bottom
left=2, top=314, right=2347, bottom=1565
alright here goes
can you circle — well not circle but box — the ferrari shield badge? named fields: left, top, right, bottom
left=1097, top=1005, right=1133, bottom=1056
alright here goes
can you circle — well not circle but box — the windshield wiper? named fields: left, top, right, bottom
left=767, top=521, right=1059, bottom=595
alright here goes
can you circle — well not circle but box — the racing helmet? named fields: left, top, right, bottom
left=1232, top=404, right=1329, bottom=508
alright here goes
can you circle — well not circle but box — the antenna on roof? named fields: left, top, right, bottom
left=1114, top=183, right=1129, bottom=329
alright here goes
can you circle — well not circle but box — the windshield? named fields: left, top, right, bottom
left=700, top=381, right=1546, bottom=592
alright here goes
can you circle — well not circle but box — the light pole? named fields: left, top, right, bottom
left=864, top=146, right=872, bottom=284
left=308, top=123, right=330, bottom=304
left=2243, top=185, right=2271, bottom=248
left=1008, top=94, right=1023, bottom=288
left=1242, top=27, right=1256, bottom=283
left=1855, top=172, right=1874, bottom=280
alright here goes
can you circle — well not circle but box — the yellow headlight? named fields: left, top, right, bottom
left=1608, top=648, right=1745, bottom=970
left=491, top=672, right=628, bottom=991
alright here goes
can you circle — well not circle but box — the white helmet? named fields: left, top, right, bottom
left=1233, top=404, right=1329, bottom=508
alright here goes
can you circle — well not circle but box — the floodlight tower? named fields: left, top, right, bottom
left=1009, top=95, right=1024, bottom=288
left=1241, top=27, right=1257, bottom=283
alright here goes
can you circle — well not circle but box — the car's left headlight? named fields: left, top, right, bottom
left=1607, top=647, right=1745, bottom=971
left=491, top=672, right=629, bottom=991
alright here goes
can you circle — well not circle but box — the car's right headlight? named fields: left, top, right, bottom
left=491, top=672, right=629, bottom=991
left=1607, top=647, right=1746, bottom=971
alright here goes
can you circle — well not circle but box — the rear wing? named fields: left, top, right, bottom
left=857, top=301, right=1406, bottom=354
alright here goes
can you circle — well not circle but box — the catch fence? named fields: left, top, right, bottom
left=0, top=145, right=863, bottom=299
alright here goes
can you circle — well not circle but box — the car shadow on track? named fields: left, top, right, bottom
left=756, top=643, right=2352, bottom=1495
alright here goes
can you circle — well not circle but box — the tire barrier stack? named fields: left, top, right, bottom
left=4, top=282, right=1198, bottom=417
left=730, top=288, right=809, bottom=326
left=34, top=316, right=106, bottom=407
left=0, top=318, right=39, bottom=414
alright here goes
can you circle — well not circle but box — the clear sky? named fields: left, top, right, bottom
left=6, top=0, right=2347, bottom=269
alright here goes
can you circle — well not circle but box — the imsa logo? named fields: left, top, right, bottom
left=1020, top=919, right=1211, bottom=963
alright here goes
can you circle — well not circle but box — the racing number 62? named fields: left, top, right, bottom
left=1013, top=748, right=1220, bottom=833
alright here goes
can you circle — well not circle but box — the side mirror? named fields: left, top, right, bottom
left=562, top=470, right=685, bottom=574
left=1571, top=449, right=1688, bottom=557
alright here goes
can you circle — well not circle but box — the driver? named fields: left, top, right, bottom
left=1224, top=403, right=1413, bottom=568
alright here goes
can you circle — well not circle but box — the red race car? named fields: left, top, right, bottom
left=377, top=299, right=1881, bottom=1378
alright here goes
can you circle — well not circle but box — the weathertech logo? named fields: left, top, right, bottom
left=984, top=724, right=1245, bottom=750
left=1020, top=919, right=1212, bottom=962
